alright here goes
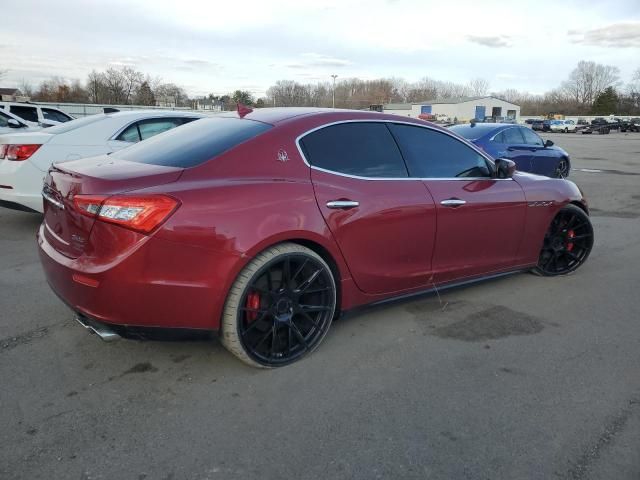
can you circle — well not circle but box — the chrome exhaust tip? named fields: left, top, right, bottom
left=75, top=315, right=120, bottom=342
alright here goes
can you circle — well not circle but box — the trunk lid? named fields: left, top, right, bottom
left=42, top=154, right=183, bottom=258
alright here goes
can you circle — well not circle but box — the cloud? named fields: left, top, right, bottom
left=568, top=22, right=640, bottom=47
left=466, top=35, right=512, bottom=48
left=301, top=53, right=351, bottom=67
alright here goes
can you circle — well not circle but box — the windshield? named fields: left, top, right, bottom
left=551, top=120, right=563, bottom=125
left=45, top=114, right=107, bottom=134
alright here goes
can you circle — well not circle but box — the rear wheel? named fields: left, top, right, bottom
left=564, top=127, right=568, bottom=133
left=534, top=204, right=593, bottom=276
left=221, top=243, right=337, bottom=368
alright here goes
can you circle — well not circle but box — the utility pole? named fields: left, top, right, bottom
left=331, top=74, right=338, bottom=108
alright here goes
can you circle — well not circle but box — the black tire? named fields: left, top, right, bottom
left=221, top=243, right=337, bottom=368
left=533, top=204, right=594, bottom=276
left=564, top=127, right=568, bottom=133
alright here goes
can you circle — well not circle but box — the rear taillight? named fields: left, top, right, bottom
left=0, top=145, right=7, bottom=159
left=73, top=194, right=179, bottom=234
left=5, top=144, right=41, bottom=161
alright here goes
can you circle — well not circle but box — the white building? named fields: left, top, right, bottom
left=383, top=96, right=520, bottom=122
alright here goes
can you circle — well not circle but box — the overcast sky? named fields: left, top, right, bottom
left=2, top=0, right=639, bottom=97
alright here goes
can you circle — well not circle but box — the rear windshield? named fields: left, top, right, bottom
left=448, top=124, right=494, bottom=140
left=113, top=117, right=272, bottom=168
left=46, top=114, right=107, bottom=134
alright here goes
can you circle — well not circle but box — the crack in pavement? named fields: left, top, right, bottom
left=566, top=397, right=640, bottom=479
left=0, top=323, right=65, bottom=353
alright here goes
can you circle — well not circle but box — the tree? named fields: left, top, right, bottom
left=467, top=77, right=490, bottom=96
left=561, top=61, right=620, bottom=106
left=592, top=87, right=619, bottom=114
left=232, top=89, right=254, bottom=106
left=255, top=98, right=266, bottom=108
left=135, top=81, right=155, bottom=106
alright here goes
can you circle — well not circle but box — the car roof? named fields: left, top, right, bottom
left=101, top=109, right=206, bottom=119
left=217, top=107, right=370, bottom=125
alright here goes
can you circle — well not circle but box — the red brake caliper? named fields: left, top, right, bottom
left=566, top=230, right=576, bottom=252
left=246, top=291, right=261, bottom=322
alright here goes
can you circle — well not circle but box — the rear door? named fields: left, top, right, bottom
left=300, top=121, right=437, bottom=295
left=387, top=123, right=526, bottom=283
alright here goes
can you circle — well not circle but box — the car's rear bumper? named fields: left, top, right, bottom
left=37, top=222, right=240, bottom=330
left=0, top=159, right=45, bottom=212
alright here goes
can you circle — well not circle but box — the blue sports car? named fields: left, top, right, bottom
left=449, top=123, right=571, bottom=178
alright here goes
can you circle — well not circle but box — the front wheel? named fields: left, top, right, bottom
left=533, top=204, right=594, bottom=276
left=221, top=243, right=337, bottom=368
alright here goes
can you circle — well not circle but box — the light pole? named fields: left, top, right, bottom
left=331, top=74, right=338, bottom=108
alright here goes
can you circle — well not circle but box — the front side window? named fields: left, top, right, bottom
left=388, top=123, right=491, bottom=178
left=502, top=127, right=525, bottom=144
left=10, top=106, right=38, bottom=123
left=521, top=128, right=544, bottom=146
left=300, top=122, right=408, bottom=178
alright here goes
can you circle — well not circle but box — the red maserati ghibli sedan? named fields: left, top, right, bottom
left=38, top=108, right=594, bottom=367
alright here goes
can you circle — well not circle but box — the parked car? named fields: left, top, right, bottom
left=531, top=119, right=545, bottom=131
left=0, top=110, right=206, bottom=212
left=449, top=123, right=571, bottom=177
left=549, top=120, right=577, bottom=133
left=0, top=101, right=74, bottom=127
left=0, top=108, right=43, bottom=134
left=37, top=108, right=593, bottom=368
left=629, top=118, right=640, bottom=132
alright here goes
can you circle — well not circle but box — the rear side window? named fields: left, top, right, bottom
left=117, top=123, right=141, bottom=142
left=113, top=117, right=271, bottom=168
left=42, top=108, right=72, bottom=122
left=0, top=111, right=9, bottom=127
left=10, top=105, right=38, bottom=123
left=138, top=118, right=183, bottom=140
left=388, top=123, right=491, bottom=178
left=300, top=122, right=408, bottom=178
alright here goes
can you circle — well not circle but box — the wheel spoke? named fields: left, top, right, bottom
left=571, top=234, right=592, bottom=241
left=290, top=322, right=309, bottom=350
left=282, top=257, right=292, bottom=290
left=302, top=287, right=331, bottom=295
left=291, top=258, right=309, bottom=285
left=241, top=310, right=270, bottom=335
left=252, top=325, right=274, bottom=350
left=299, top=311, right=321, bottom=329
left=269, top=322, right=279, bottom=358
left=300, top=304, right=331, bottom=313
left=297, top=269, right=322, bottom=293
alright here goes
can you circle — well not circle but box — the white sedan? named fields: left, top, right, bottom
left=0, top=110, right=205, bottom=212
left=0, top=109, right=43, bottom=135
left=549, top=120, right=577, bottom=133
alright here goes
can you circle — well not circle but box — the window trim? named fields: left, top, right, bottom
left=109, top=115, right=200, bottom=141
left=296, top=119, right=511, bottom=182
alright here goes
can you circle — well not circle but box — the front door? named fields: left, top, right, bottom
left=386, top=122, right=527, bottom=284
left=300, top=122, right=437, bottom=294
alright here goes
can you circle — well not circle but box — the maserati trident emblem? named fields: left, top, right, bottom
left=277, top=149, right=289, bottom=162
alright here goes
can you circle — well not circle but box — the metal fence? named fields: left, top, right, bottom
left=31, top=101, right=195, bottom=118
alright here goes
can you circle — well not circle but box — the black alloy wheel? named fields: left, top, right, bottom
left=535, top=204, right=594, bottom=276
left=222, top=243, right=336, bottom=367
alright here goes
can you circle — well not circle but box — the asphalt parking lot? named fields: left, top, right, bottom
left=1, top=131, right=639, bottom=480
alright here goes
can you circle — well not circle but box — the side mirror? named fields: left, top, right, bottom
left=545, top=139, right=554, bottom=147
left=7, top=119, right=23, bottom=128
left=494, top=158, right=516, bottom=179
